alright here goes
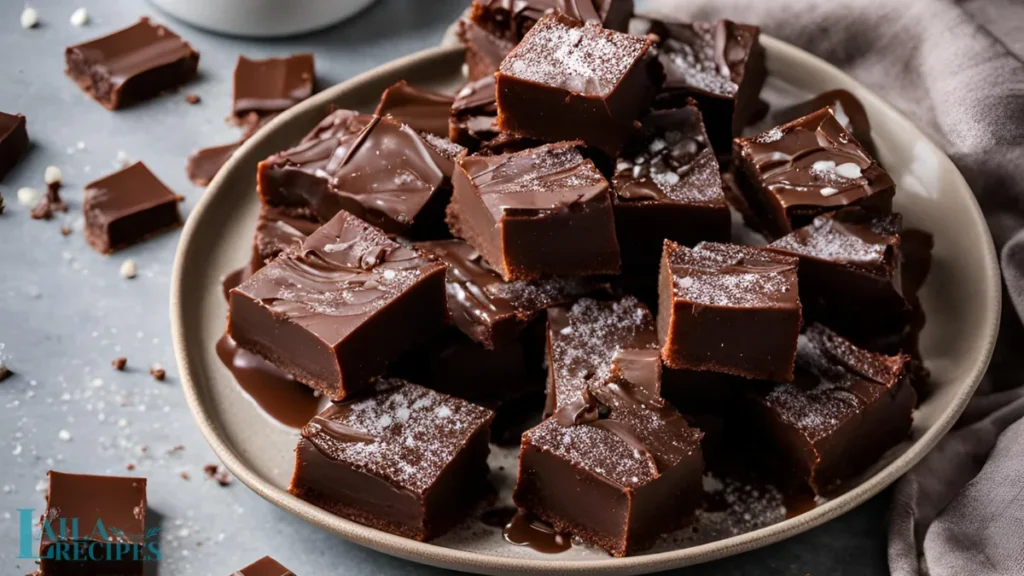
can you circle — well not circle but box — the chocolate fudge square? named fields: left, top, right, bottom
left=417, top=239, right=607, bottom=349
left=0, top=112, right=29, bottom=182
left=257, top=111, right=453, bottom=239
left=233, top=54, right=315, bottom=119
left=612, top=105, right=730, bottom=272
left=83, top=162, right=183, bottom=254
left=634, top=18, right=766, bottom=157
left=768, top=209, right=909, bottom=343
left=733, top=108, right=896, bottom=239
left=449, top=76, right=499, bottom=149
left=250, top=206, right=320, bottom=273
left=659, top=241, right=802, bottom=381
left=374, top=81, right=454, bottom=139
left=39, top=472, right=148, bottom=575
left=516, top=384, right=703, bottom=556
left=546, top=296, right=661, bottom=416
left=232, top=556, right=296, bottom=576
left=458, top=15, right=517, bottom=81
left=469, top=0, right=633, bottom=41
left=772, top=90, right=876, bottom=158
left=228, top=211, right=448, bottom=401
left=65, top=18, right=199, bottom=110
left=495, top=14, right=662, bottom=156
left=448, top=142, right=620, bottom=281
left=290, top=378, right=494, bottom=541
left=745, top=324, right=915, bottom=495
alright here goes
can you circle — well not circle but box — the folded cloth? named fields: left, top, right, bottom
left=640, top=0, right=1024, bottom=574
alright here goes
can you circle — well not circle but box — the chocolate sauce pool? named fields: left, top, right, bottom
left=502, top=510, right=571, bottom=554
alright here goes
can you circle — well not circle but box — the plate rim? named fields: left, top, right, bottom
left=170, top=38, right=1002, bottom=575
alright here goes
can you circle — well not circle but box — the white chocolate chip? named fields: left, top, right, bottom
left=21, top=7, right=39, bottom=29
left=678, top=276, right=694, bottom=289
left=58, top=429, right=72, bottom=441
left=820, top=186, right=840, bottom=197
left=44, top=165, right=62, bottom=185
left=119, top=259, right=137, bottom=279
left=835, top=162, right=863, bottom=179
left=17, top=187, right=41, bottom=206
left=810, top=160, right=836, bottom=174
left=69, top=7, right=88, bottom=27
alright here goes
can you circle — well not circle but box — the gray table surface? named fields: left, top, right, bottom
left=0, top=1, right=889, bottom=574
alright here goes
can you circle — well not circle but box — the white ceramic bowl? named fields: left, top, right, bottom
left=149, top=0, right=378, bottom=37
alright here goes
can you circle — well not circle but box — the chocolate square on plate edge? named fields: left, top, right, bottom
left=515, top=383, right=703, bottom=556
left=468, top=0, right=633, bottom=42
left=228, top=211, right=448, bottom=401
left=744, top=324, right=915, bottom=495
left=458, top=15, right=517, bottom=81
left=233, top=54, right=315, bottom=119
left=65, top=18, right=199, bottom=110
left=290, top=378, right=493, bottom=541
left=732, top=107, right=895, bottom=239
left=83, top=162, right=183, bottom=254
left=612, top=104, right=730, bottom=272
left=0, top=112, right=29, bottom=182
left=250, top=206, right=320, bottom=273
left=495, top=13, right=662, bottom=156
left=40, top=472, right=148, bottom=575
left=635, top=17, right=766, bottom=157
left=448, top=141, right=620, bottom=281
left=231, top=556, right=297, bottom=576
left=658, top=241, right=802, bottom=381
left=771, top=89, right=876, bottom=158
left=374, top=80, right=454, bottom=138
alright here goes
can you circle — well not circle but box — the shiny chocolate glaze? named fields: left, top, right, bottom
left=469, top=0, right=633, bottom=41
left=374, top=80, right=454, bottom=138
left=233, top=54, right=315, bottom=118
left=772, top=89, right=875, bottom=157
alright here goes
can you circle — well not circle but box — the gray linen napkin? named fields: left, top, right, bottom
left=640, top=0, right=1024, bottom=574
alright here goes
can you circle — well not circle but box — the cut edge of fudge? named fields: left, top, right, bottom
left=82, top=161, right=184, bottom=254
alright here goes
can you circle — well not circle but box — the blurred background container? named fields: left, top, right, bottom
left=150, top=0, right=379, bottom=37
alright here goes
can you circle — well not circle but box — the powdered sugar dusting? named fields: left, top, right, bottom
left=770, top=213, right=897, bottom=267
left=666, top=242, right=799, bottom=309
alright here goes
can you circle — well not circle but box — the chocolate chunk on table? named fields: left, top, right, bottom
left=374, top=81, right=453, bottom=138
left=0, top=112, right=29, bottom=182
left=257, top=111, right=454, bottom=239
left=290, top=378, right=493, bottom=541
left=458, top=14, right=517, bottom=81
left=228, top=211, right=448, bottom=401
left=745, top=324, right=915, bottom=495
left=250, top=205, right=320, bottom=273
left=448, top=141, right=620, bottom=280
left=658, top=241, right=802, bottom=381
left=39, top=471, right=148, bottom=575
left=732, top=107, right=895, bottom=239
left=772, top=89, right=875, bottom=157
left=468, top=0, right=633, bottom=42
left=231, top=556, right=297, bottom=576
left=768, top=208, right=909, bottom=346
left=449, top=76, right=499, bottom=149
left=83, top=162, right=183, bottom=254
left=417, top=238, right=607, bottom=349
left=634, top=18, right=766, bottom=157
left=65, top=18, right=199, bottom=110
left=233, top=54, right=315, bottom=120
left=612, top=104, right=730, bottom=272
left=495, top=14, right=662, bottom=156
left=186, top=140, right=244, bottom=186
left=546, top=296, right=661, bottom=416
left=515, top=383, right=704, bottom=556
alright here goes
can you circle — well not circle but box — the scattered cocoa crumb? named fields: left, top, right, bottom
left=203, top=464, right=232, bottom=486
left=185, top=94, right=201, bottom=104
left=60, top=225, right=71, bottom=236
left=180, top=472, right=190, bottom=481
left=126, top=463, right=135, bottom=471
left=149, top=364, right=166, bottom=381
left=30, top=181, right=67, bottom=220
left=167, top=444, right=185, bottom=455
left=139, top=444, right=149, bottom=453
left=112, top=357, right=127, bottom=371
left=0, top=362, right=10, bottom=382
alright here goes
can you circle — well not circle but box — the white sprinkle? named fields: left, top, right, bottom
left=648, top=138, right=667, bottom=153
left=835, top=162, right=863, bottom=179
left=810, top=160, right=836, bottom=174
left=17, top=187, right=41, bottom=206
left=820, top=187, right=840, bottom=197
left=21, top=7, right=39, bottom=29
left=755, top=127, right=783, bottom=143
left=44, top=166, right=63, bottom=185
left=120, top=259, right=137, bottom=279
left=559, top=326, right=573, bottom=335
left=678, top=276, right=694, bottom=289
left=435, top=405, right=452, bottom=418
left=117, top=418, right=129, bottom=428
left=176, top=528, right=190, bottom=538
left=2, top=485, right=11, bottom=494
left=77, top=141, right=86, bottom=150
left=35, top=480, right=48, bottom=492
left=702, top=473, right=724, bottom=493
left=377, top=414, right=393, bottom=428
left=12, top=443, right=22, bottom=456
left=394, top=407, right=411, bottom=422
left=89, top=378, right=103, bottom=388
left=115, top=150, right=131, bottom=168
left=69, top=7, right=88, bottom=27
left=382, top=269, right=396, bottom=281
left=57, top=429, right=72, bottom=441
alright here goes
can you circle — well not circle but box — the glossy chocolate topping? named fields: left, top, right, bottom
left=736, top=108, right=894, bottom=211
left=231, top=556, right=297, bottom=576
left=187, top=140, right=243, bottom=186
left=83, top=162, right=182, bottom=227
left=252, top=206, right=320, bottom=269
left=301, top=378, right=493, bottom=494
left=460, top=142, right=608, bottom=220
left=43, top=472, right=146, bottom=547
left=374, top=81, right=454, bottom=138
left=450, top=76, right=499, bottom=143
left=770, top=209, right=902, bottom=276
left=613, top=106, right=723, bottom=204
left=773, top=90, right=873, bottom=154
left=471, top=0, right=603, bottom=40
left=502, top=510, right=572, bottom=553
left=233, top=54, right=315, bottom=117
left=665, top=241, right=800, bottom=309
left=66, top=18, right=197, bottom=87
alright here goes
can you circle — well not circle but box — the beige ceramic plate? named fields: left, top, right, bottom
left=171, top=39, right=1001, bottom=575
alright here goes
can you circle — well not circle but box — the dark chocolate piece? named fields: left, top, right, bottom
left=772, top=89, right=875, bottom=157
left=515, top=383, right=703, bottom=556
left=65, top=18, right=199, bottom=110
left=39, top=472, right=148, bottom=575
left=448, top=142, right=620, bottom=281
left=228, top=211, right=448, bottom=400
left=290, top=378, right=494, bottom=541
left=612, top=105, right=730, bottom=271
left=187, top=140, right=242, bottom=186
left=250, top=206, right=320, bottom=273
left=449, top=76, right=499, bottom=149
left=732, top=108, right=896, bottom=239
left=546, top=296, right=660, bottom=416
left=257, top=112, right=454, bottom=239
left=0, top=112, right=29, bottom=182
left=233, top=54, right=315, bottom=119
left=745, top=324, right=915, bottom=495
left=83, top=162, right=183, bottom=254
left=458, top=15, right=517, bottom=81
left=374, top=81, right=454, bottom=138
left=495, top=14, right=662, bottom=156
left=417, top=239, right=606, bottom=349
left=231, top=556, right=296, bottom=576
left=658, top=241, right=802, bottom=381
left=469, top=0, right=633, bottom=42
left=635, top=17, right=766, bottom=156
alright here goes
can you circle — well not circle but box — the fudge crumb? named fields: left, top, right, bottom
left=112, top=357, right=127, bottom=371
left=0, top=362, right=10, bottom=382
left=167, top=444, right=184, bottom=455
left=126, top=463, right=135, bottom=471
left=69, top=7, right=88, bottom=27
left=150, top=364, right=166, bottom=381
left=60, top=225, right=71, bottom=236
left=120, top=259, right=137, bottom=279
left=31, top=181, right=67, bottom=220
left=21, top=7, right=39, bottom=29
left=185, top=94, right=201, bottom=104
left=203, top=464, right=232, bottom=486
left=180, top=472, right=190, bottom=481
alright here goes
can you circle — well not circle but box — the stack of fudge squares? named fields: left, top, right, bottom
left=224, top=0, right=920, bottom=557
